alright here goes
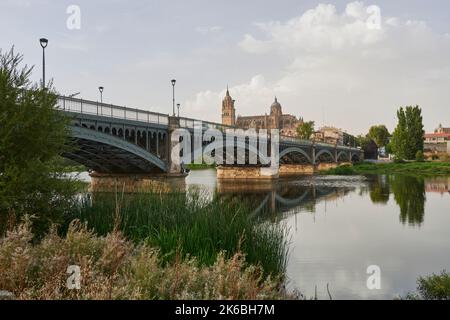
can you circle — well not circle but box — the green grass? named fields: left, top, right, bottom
left=323, top=162, right=450, bottom=176
left=186, top=163, right=216, bottom=170
left=64, top=191, right=289, bottom=277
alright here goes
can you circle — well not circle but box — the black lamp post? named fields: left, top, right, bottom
left=39, top=38, right=48, bottom=89
left=171, top=79, right=176, bottom=116
left=98, top=86, right=104, bottom=104
left=177, top=103, right=180, bottom=117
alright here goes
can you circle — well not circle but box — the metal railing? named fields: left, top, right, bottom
left=56, top=96, right=360, bottom=151
left=56, top=96, right=170, bottom=126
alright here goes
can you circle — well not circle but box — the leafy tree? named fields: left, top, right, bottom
left=415, top=150, right=425, bottom=162
left=296, top=121, right=315, bottom=140
left=368, top=125, right=390, bottom=147
left=390, top=106, right=424, bottom=160
left=0, top=48, right=78, bottom=235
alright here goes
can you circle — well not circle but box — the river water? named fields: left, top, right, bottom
left=80, top=170, right=450, bottom=299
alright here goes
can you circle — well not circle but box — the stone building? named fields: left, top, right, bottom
left=424, top=124, right=450, bottom=154
left=221, top=89, right=303, bottom=137
left=313, top=126, right=344, bottom=145
left=221, top=87, right=236, bottom=127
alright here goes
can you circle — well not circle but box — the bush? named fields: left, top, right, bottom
left=323, top=165, right=355, bottom=175
left=0, top=219, right=293, bottom=300
left=415, top=151, right=425, bottom=162
left=403, top=271, right=450, bottom=300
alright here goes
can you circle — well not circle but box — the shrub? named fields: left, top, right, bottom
left=415, top=151, right=425, bottom=162
left=0, top=219, right=293, bottom=300
left=403, top=271, right=450, bottom=300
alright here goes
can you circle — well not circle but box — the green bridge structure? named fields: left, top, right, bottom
left=57, top=96, right=363, bottom=179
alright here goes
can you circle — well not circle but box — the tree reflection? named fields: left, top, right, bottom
left=368, top=175, right=390, bottom=204
left=390, top=175, right=426, bottom=226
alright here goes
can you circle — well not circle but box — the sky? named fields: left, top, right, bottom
left=1, top=0, right=449, bottom=134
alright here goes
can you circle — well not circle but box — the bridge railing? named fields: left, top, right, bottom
left=56, top=96, right=170, bottom=126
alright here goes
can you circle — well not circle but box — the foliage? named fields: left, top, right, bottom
left=390, top=106, right=424, bottom=160
left=368, top=125, right=390, bottom=147
left=404, top=271, right=450, bottom=300
left=322, top=162, right=450, bottom=176
left=415, top=150, right=425, bottom=162
left=321, top=165, right=355, bottom=175
left=64, top=191, right=289, bottom=277
left=356, top=135, right=373, bottom=149
left=0, top=48, right=79, bottom=235
left=0, top=219, right=294, bottom=300
left=296, top=121, right=315, bottom=140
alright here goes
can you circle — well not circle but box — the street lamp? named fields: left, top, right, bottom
left=177, top=103, right=181, bottom=117
left=39, top=38, right=48, bottom=89
left=171, top=79, right=176, bottom=116
left=98, top=86, right=104, bottom=104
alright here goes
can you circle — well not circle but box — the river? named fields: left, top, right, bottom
left=79, top=169, right=450, bottom=299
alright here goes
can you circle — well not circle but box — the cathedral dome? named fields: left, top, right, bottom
left=270, top=97, right=282, bottom=115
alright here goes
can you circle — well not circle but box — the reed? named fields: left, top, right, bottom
left=64, top=190, right=289, bottom=277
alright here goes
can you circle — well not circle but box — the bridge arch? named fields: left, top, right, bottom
left=315, top=149, right=336, bottom=163
left=279, top=147, right=313, bottom=164
left=337, top=151, right=350, bottom=162
left=66, top=126, right=167, bottom=173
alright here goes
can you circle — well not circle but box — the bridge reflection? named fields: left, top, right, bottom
left=216, top=179, right=354, bottom=218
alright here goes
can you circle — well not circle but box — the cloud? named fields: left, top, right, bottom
left=188, top=1, right=450, bottom=134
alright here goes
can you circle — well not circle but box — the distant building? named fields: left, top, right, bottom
left=221, top=89, right=303, bottom=137
left=424, top=124, right=450, bottom=154
left=313, top=126, right=344, bottom=145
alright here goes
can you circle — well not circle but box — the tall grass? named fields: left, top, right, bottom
left=0, top=219, right=293, bottom=300
left=64, top=190, right=289, bottom=277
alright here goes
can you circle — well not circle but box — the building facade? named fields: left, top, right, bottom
left=313, top=126, right=344, bottom=145
left=424, top=124, right=450, bottom=155
left=221, top=88, right=236, bottom=127
left=221, top=90, right=303, bottom=137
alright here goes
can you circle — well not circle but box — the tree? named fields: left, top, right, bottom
left=390, top=106, right=424, bottom=160
left=296, top=121, right=315, bottom=140
left=368, top=125, right=390, bottom=148
left=0, top=48, right=78, bottom=235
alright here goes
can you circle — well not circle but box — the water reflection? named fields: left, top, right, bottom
left=77, top=170, right=450, bottom=299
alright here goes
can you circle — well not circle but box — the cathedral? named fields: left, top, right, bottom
left=221, top=88, right=303, bottom=137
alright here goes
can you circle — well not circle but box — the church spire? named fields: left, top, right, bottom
left=226, top=85, right=230, bottom=96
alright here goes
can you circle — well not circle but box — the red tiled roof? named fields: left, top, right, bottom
left=424, top=133, right=450, bottom=138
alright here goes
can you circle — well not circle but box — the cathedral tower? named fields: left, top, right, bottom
left=222, top=87, right=236, bottom=126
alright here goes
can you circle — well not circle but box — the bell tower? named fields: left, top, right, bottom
left=222, top=86, right=236, bottom=126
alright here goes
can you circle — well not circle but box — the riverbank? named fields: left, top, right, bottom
left=186, top=163, right=216, bottom=170
left=0, top=219, right=292, bottom=300
left=323, top=161, right=450, bottom=176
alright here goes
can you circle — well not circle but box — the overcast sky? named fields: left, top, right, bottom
left=1, top=0, right=449, bottom=134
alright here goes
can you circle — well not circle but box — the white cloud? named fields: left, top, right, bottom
left=188, top=1, right=450, bottom=134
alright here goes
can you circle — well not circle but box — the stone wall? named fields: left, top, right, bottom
left=90, top=173, right=185, bottom=193
left=216, top=166, right=279, bottom=180
left=279, top=164, right=314, bottom=177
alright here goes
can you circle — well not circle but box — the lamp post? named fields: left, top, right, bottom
left=39, top=38, right=48, bottom=89
left=98, top=86, right=104, bottom=104
left=171, top=79, right=176, bottom=116
left=177, top=103, right=180, bottom=117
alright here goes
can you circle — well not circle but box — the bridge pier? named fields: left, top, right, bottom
left=216, top=166, right=279, bottom=180
left=89, top=172, right=186, bottom=193
left=279, top=164, right=315, bottom=177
